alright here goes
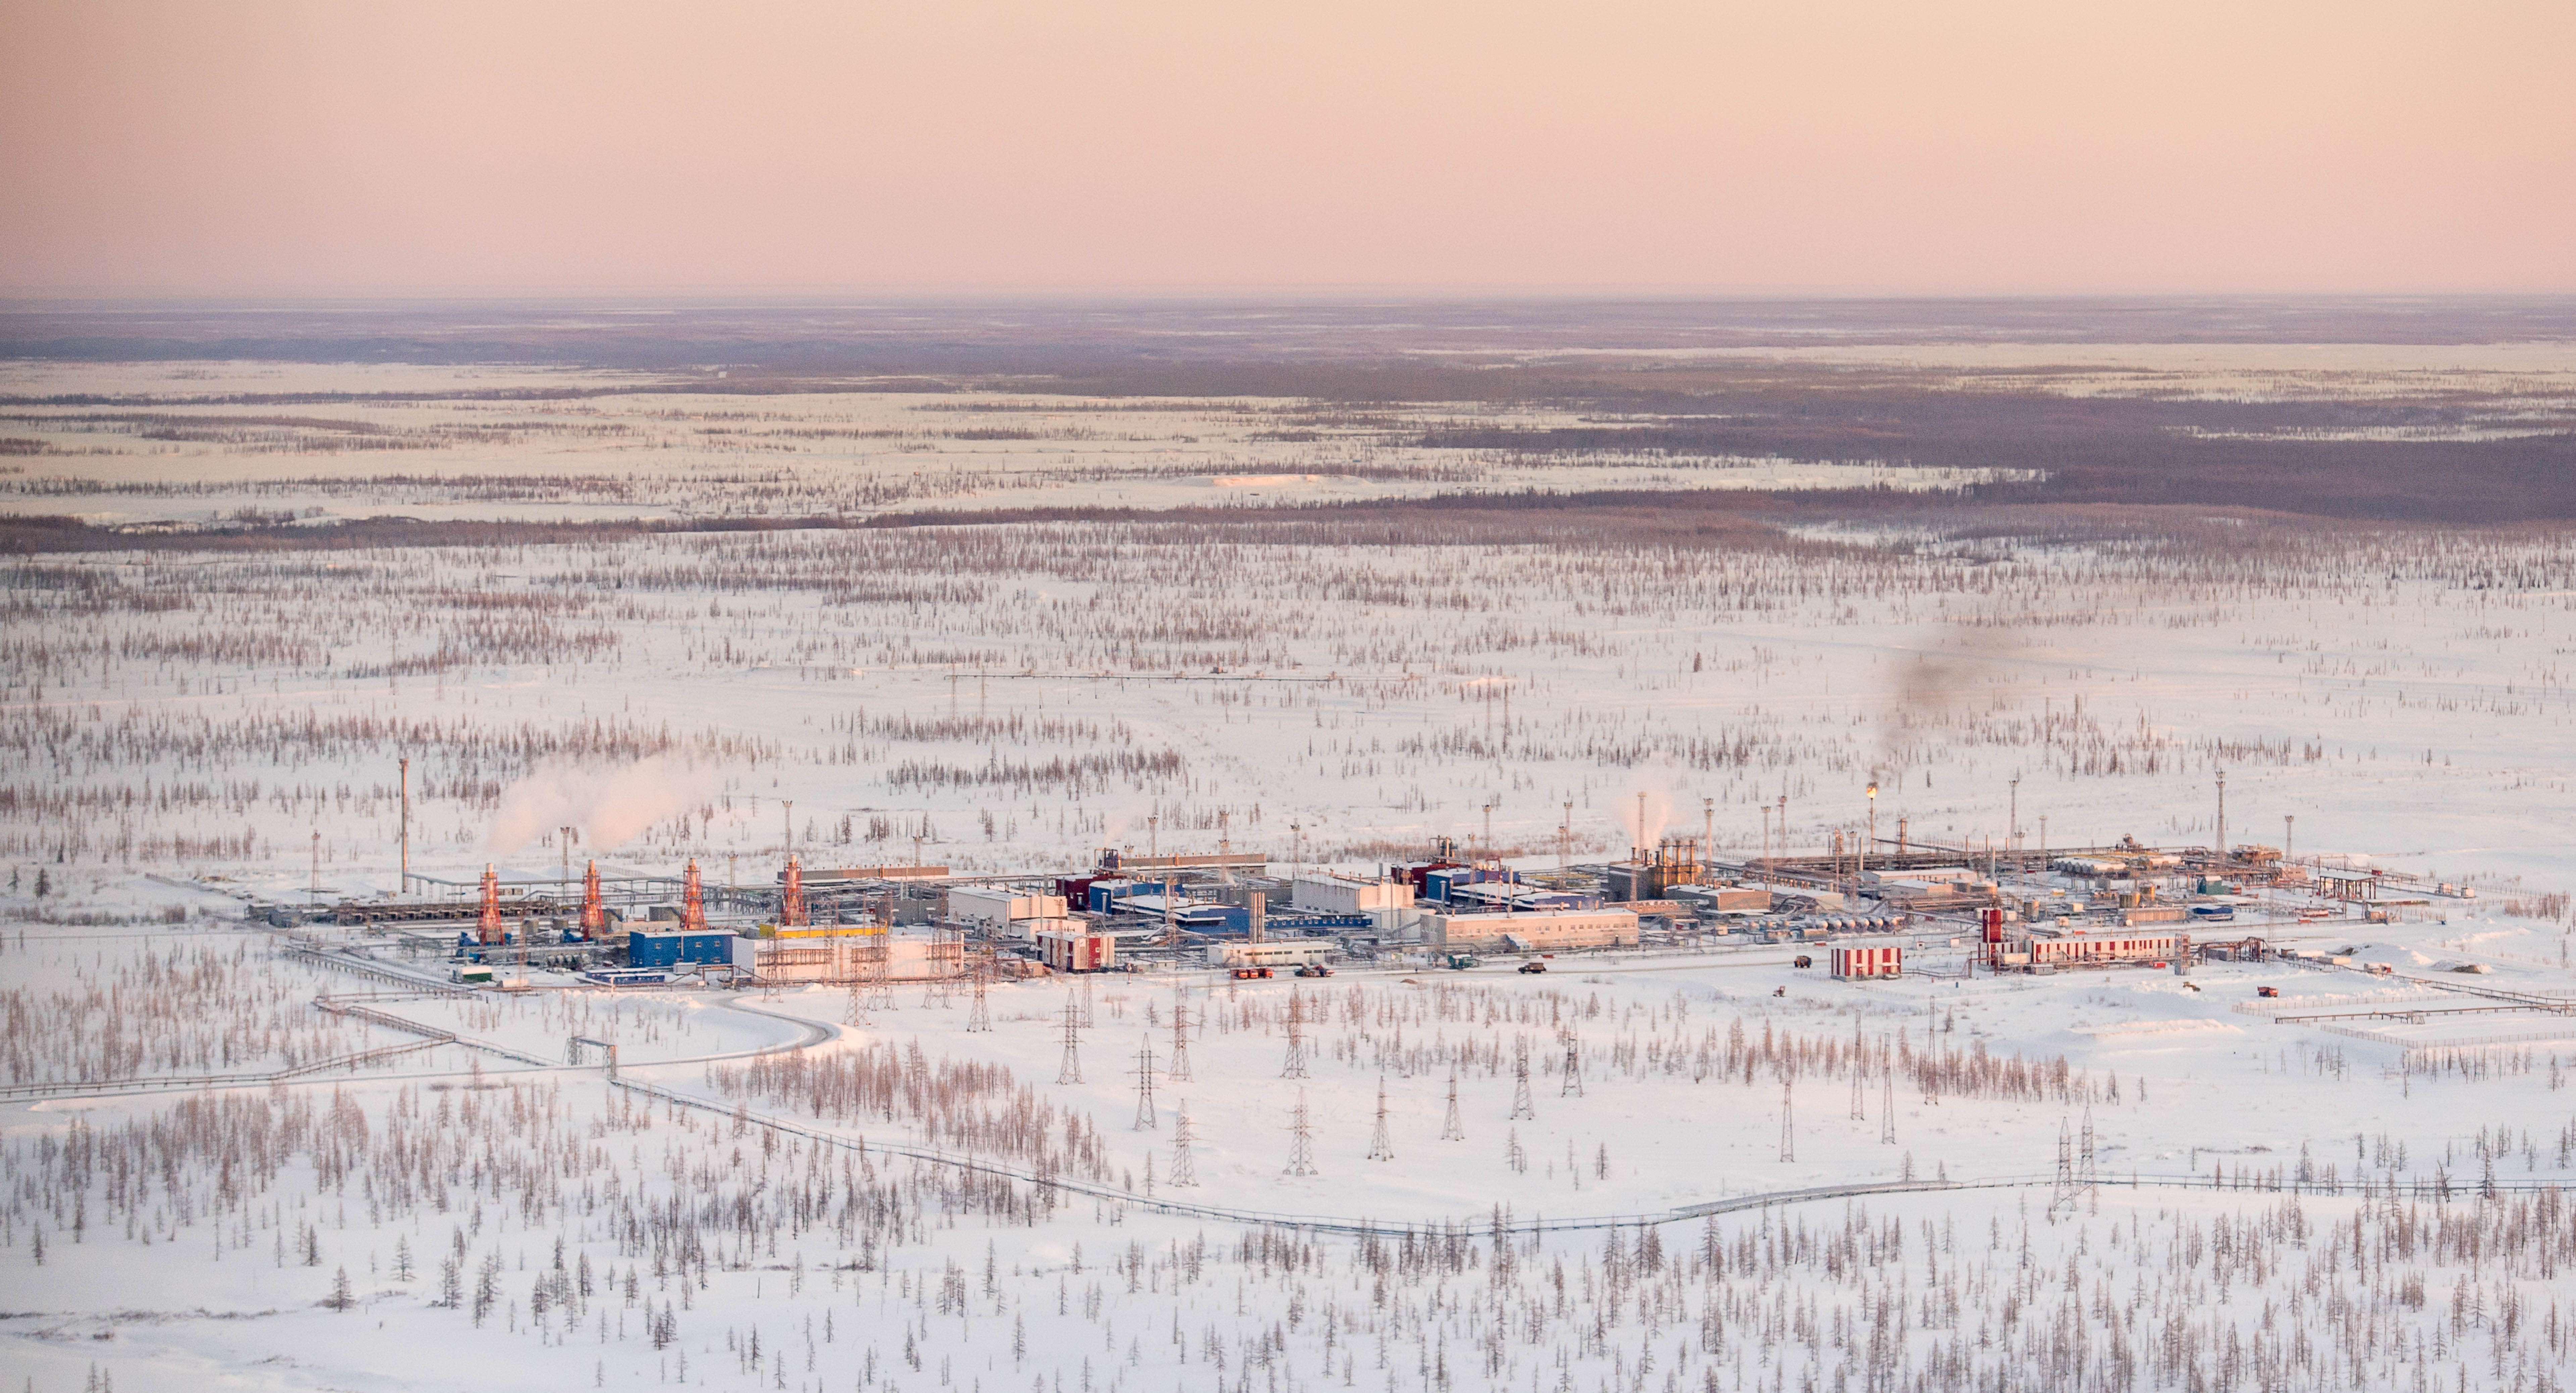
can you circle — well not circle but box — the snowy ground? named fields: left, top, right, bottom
left=9, top=348, right=2576, bottom=1390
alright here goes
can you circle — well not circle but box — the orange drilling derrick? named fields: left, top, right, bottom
left=680, top=858, right=707, bottom=933
left=781, top=854, right=807, bottom=928
left=476, top=863, right=504, bottom=945
left=580, top=859, right=607, bottom=939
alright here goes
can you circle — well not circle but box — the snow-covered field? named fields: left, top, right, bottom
left=9, top=345, right=2576, bottom=1390
left=6, top=925, right=2575, bottom=1393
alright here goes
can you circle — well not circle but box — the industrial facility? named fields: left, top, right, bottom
left=253, top=771, right=2431, bottom=993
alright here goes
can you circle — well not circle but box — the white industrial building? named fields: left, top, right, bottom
left=1428, top=908, right=1639, bottom=952
left=950, top=888, right=1069, bottom=938
left=1293, top=873, right=1413, bottom=915
left=1034, top=927, right=1117, bottom=972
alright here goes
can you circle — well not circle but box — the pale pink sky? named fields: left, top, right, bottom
left=3, top=0, right=2569, bottom=296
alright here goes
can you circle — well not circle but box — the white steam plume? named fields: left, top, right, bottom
left=486, top=756, right=716, bottom=860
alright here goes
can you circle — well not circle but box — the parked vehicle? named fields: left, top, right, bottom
left=1517, top=960, right=1547, bottom=974
left=2256, top=985, right=2280, bottom=998
left=1294, top=963, right=1333, bottom=978
left=1445, top=955, right=1481, bottom=970
left=1792, top=955, right=1813, bottom=968
left=1229, top=967, right=1274, bottom=980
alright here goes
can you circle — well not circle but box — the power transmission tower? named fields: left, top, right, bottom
left=865, top=932, right=894, bottom=1009
left=1850, top=1055, right=1867, bottom=1121
left=1879, top=1064, right=1897, bottom=1145
left=964, top=954, right=991, bottom=1033
left=1778, top=1077, right=1795, bottom=1163
left=1510, top=1041, right=1536, bottom=1120
left=1284, top=1090, right=1318, bottom=1177
left=1056, top=994, right=1083, bottom=1085
left=2050, top=1117, right=2075, bottom=1215
left=932, top=927, right=963, bottom=1004
left=2079, top=1108, right=2098, bottom=1193
left=1281, top=990, right=1310, bottom=1079
left=1166, top=990, right=1193, bottom=1082
left=1078, top=973, right=1096, bottom=1029
left=1169, top=1100, right=1199, bottom=1188
left=1133, top=1035, right=1158, bottom=1131
left=1559, top=1031, right=1584, bottom=1098
left=1367, top=1076, right=1394, bottom=1161
left=1441, top=1067, right=1465, bottom=1141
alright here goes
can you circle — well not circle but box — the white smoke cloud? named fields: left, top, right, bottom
left=1614, top=772, right=1681, bottom=851
left=486, top=755, right=716, bottom=860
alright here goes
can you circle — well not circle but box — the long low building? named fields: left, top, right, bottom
left=2025, top=927, right=2187, bottom=967
left=1425, top=908, right=1639, bottom=952
left=1205, top=940, right=1335, bottom=970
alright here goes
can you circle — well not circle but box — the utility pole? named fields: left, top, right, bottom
left=1779, top=1077, right=1795, bottom=1163
left=397, top=757, right=410, bottom=896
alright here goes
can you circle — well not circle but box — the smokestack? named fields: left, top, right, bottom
left=1250, top=891, right=1266, bottom=944
left=2215, top=770, right=2227, bottom=864
left=477, top=863, right=504, bottom=946
left=781, top=853, right=807, bottom=928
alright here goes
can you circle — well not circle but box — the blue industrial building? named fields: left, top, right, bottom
left=626, top=930, right=739, bottom=968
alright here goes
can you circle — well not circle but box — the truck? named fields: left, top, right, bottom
left=449, top=964, right=495, bottom=986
